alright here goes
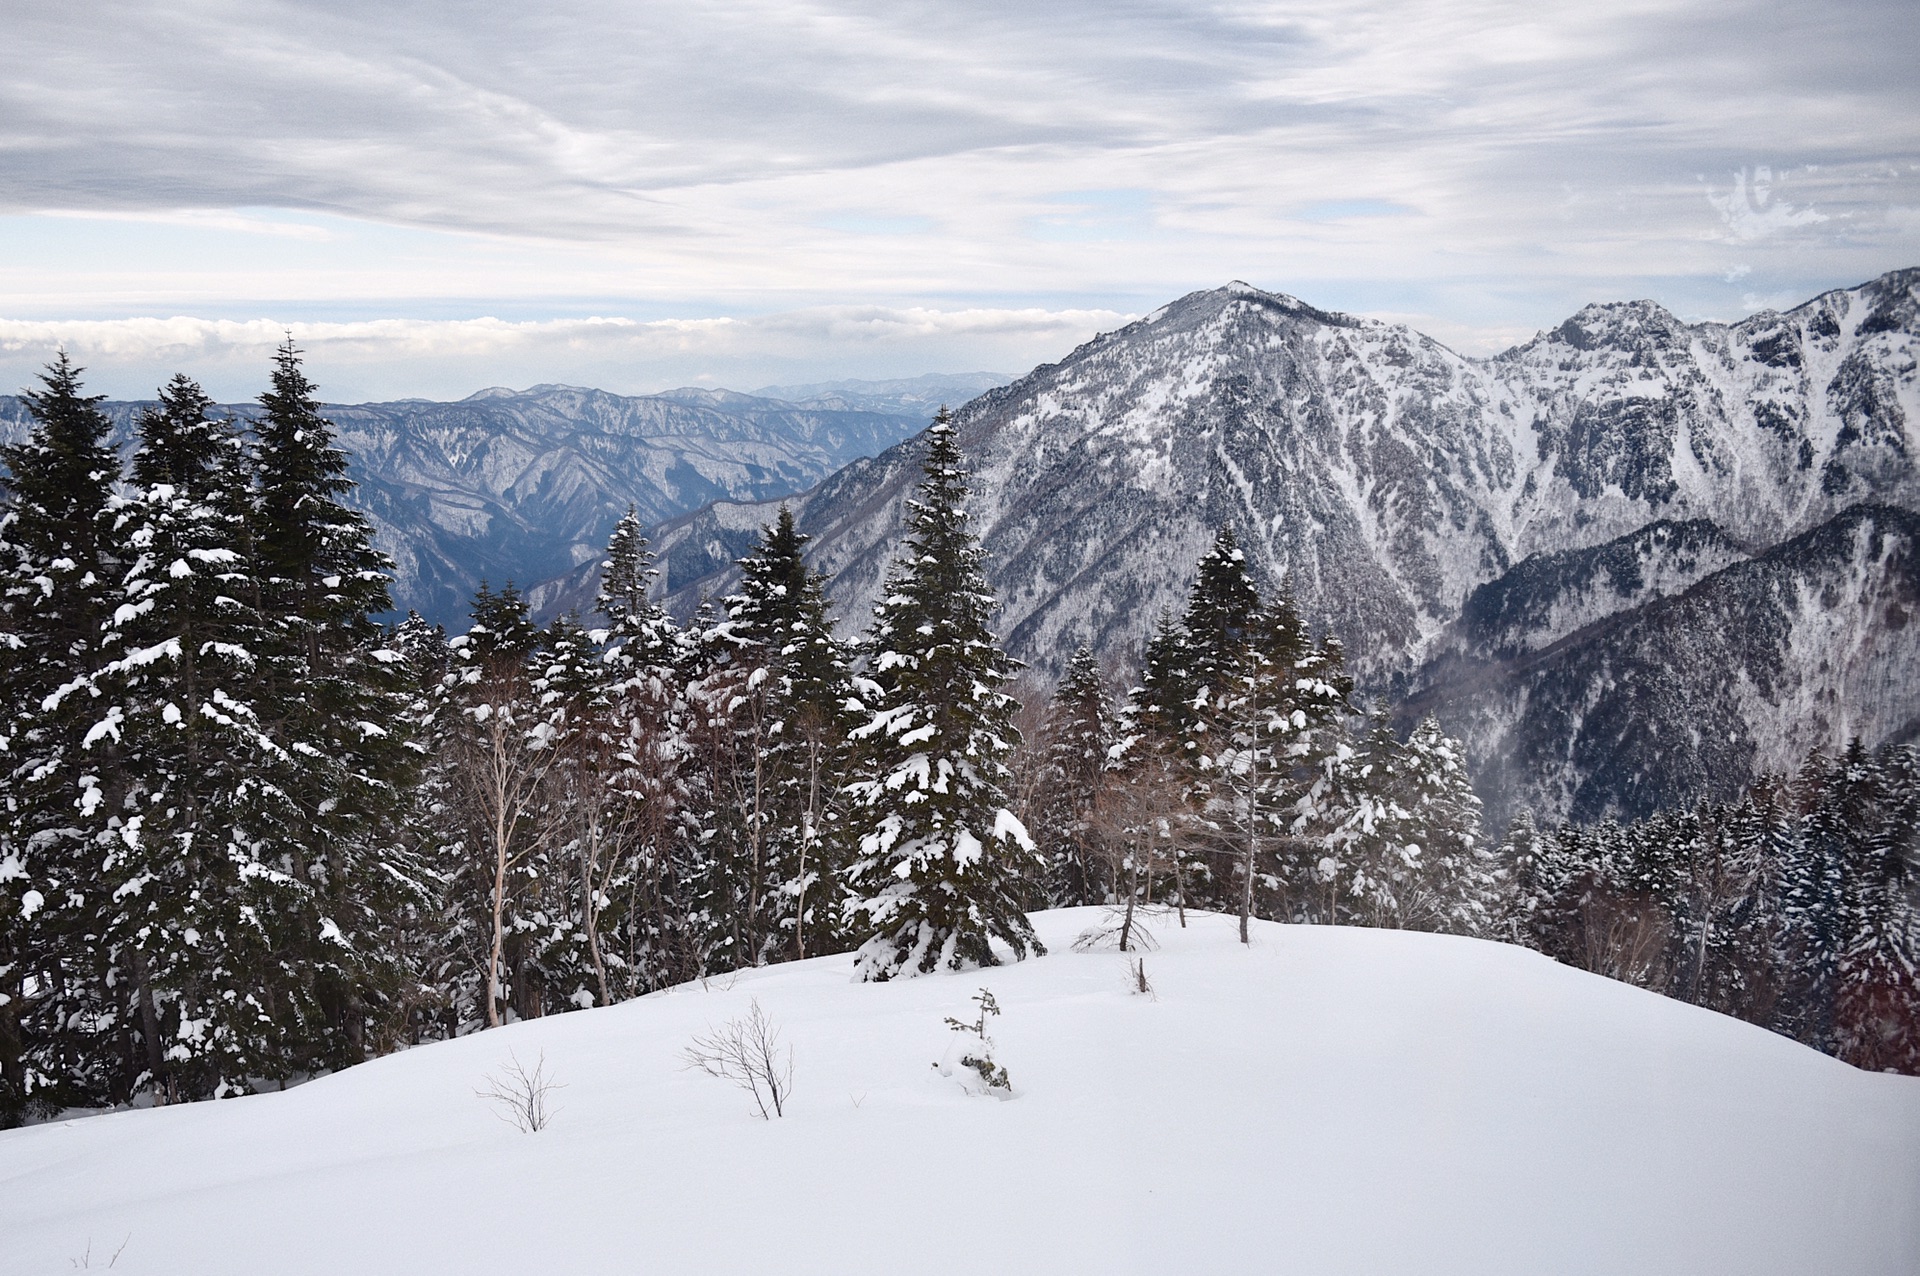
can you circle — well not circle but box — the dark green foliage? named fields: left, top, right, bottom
left=0, top=354, right=125, bottom=1121
left=707, top=506, right=856, bottom=963
left=1515, top=741, right=1919, bottom=1074
left=93, top=376, right=292, bottom=1100
left=844, top=411, right=1043, bottom=979
left=248, top=340, right=424, bottom=1072
left=1121, top=525, right=1353, bottom=936
left=1036, top=647, right=1114, bottom=907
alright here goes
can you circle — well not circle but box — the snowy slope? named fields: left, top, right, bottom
left=4, top=910, right=1915, bottom=1276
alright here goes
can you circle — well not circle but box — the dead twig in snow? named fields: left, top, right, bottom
left=684, top=998, right=793, bottom=1119
left=478, top=1049, right=565, bottom=1133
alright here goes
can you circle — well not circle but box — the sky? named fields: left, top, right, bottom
left=1, top=0, right=1915, bottom=402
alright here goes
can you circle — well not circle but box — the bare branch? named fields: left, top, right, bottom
left=683, top=998, right=793, bottom=1119
left=477, top=1049, right=565, bottom=1133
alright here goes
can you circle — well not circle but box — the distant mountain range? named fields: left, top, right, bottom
left=9, top=270, right=1917, bottom=829
left=0, top=373, right=1007, bottom=626
left=642, top=270, right=1920, bottom=827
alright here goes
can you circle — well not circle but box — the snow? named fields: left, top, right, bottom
left=3, top=909, right=1916, bottom=1275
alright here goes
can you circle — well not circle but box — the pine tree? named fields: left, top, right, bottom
left=714, top=506, right=855, bottom=962
left=592, top=513, right=698, bottom=992
left=1827, top=743, right=1919, bottom=1072
left=248, top=339, right=421, bottom=1069
left=441, top=582, right=554, bottom=1027
left=1329, top=713, right=1421, bottom=928
left=0, top=354, right=126, bottom=1119
left=844, top=410, right=1043, bottom=979
left=1781, top=748, right=1849, bottom=1050
left=517, top=610, right=610, bottom=1014
left=1394, top=716, right=1497, bottom=935
left=387, top=611, right=460, bottom=1042
left=1036, top=647, right=1114, bottom=907
left=88, top=376, right=291, bottom=1099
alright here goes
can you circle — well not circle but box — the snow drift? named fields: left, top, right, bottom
left=2, top=909, right=1915, bottom=1275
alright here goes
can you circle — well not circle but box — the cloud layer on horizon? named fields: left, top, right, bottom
left=0, top=306, right=1132, bottom=401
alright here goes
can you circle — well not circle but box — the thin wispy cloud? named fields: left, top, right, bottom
left=0, top=1, right=1913, bottom=395
left=0, top=306, right=1130, bottom=402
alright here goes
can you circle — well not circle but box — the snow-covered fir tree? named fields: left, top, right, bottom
left=248, top=339, right=424, bottom=1069
left=1035, top=647, right=1115, bottom=907
left=592, top=511, right=701, bottom=992
left=1333, top=715, right=1498, bottom=935
left=0, top=354, right=125, bottom=1118
left=708, top=506, right=855, bottom=963
left=844, top=410, right=1043, bottom=980
left=1130, top=527, right=1353, bottom=939
left=87, top=376, right=293, bottom=1100
left=439, top=582, right=552, bottom=1027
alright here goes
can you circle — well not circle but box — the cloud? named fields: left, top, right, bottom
left=0, top=0, right=1913, bottom=391
left=0, top=306, right=1132, bottom=402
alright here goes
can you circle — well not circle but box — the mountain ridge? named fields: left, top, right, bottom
left=632, top=268, right=1919, bottom=823
left=0, top=380, right=934, bottom=626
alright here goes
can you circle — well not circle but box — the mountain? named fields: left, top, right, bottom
left=0, top=382, right=928, bottom=626
left=644, top=270, right=1919, bottom=823
left=5, top=909, right=1914, bottom=1275
left=751, top=371, right=1013, bottom=416
left=1404, top=503, right=1920, bottom=827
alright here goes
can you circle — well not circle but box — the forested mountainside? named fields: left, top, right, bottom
left=0, top=382, right=926, bottom=625
left=1407, top=504, right=1920, bottom=828
left=644, top=270, right=1920, bottom=822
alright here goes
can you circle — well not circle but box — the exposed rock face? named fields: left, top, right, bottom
left=646, top=270, right=1920, bottom=824
left=1405, top=504, right=1920, bottom=829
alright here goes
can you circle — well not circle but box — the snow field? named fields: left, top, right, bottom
left=3, top=908, right=1916, bottom=1275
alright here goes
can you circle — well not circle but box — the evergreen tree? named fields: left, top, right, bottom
left=1130, top=609, right=1191, bottom=742
left=1394, top=716, right=1497, bottom=935
left=387, top=611, right=459, bottom=1043
left=714, top=506, right=855, bottom=962
left=1036, top=647, right=1114, bottom=907
left=440, top=582, right=553, bottom=1027
left=844, top=410, right=1043, bottom=979
left=1781, top=748, right=1850, bottom=1049
left=0, top=354, right=125, bottom=1119
left=1826, top=743, right=1919, bottom=1072
left=592, top=513, right=699, bottom=992
left=87, top=376, right=291, bottom=1099
left=248, top=339, right=422, bottom=1069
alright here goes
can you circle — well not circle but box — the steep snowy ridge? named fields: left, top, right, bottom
left=645, top=269, right=1918, bottom=823
left=1406, top=504, right=1920, bottom=827
left=1431, top=519, right=1754, bottom=662
left=657, top=271, right=1918, bottom=673
left=4, top=911, right=1915, bottom=1275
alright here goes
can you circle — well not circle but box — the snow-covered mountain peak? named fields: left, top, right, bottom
left=643, top=270, right=1918, bottom=823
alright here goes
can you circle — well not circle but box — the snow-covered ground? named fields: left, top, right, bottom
left=4, top=909, right=1916, bottom=1275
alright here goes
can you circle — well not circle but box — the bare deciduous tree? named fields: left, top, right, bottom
left=477, top=1049, right=564, bottom=1133
left=683, top=998, right=793, bottom=1119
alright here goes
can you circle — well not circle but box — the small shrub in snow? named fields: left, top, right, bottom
left=1127, top=957, right=1155, bottom=999
left=68, top=1232, right=131, bottom=1269
left=938, top=988, right=1012, bottom=1097
left=1072, top=906, right=1161, bottom=954
left=684, top=999, right=793, bottom=1119
left=477, top=1050, right=563, bottom=1133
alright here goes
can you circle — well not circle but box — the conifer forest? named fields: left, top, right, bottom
left=1, top=349, right=1915, bottom=1129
